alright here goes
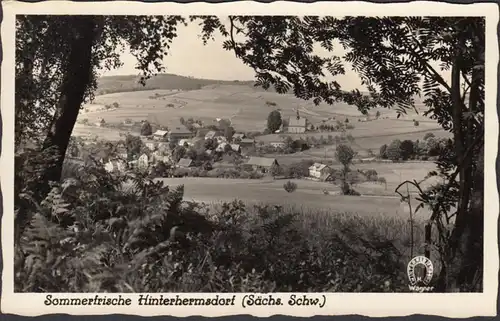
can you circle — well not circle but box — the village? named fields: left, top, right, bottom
left=67, top=109, right=356, bottom=185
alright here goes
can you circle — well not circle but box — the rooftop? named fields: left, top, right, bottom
left=246, top=156, right=278, bottom=167
left=288, top=117, right=307, bottom=127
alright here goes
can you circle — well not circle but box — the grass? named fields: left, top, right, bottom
left=77, top=82, right=447, bottom=140
left=154, top=175, right=434, bottom=218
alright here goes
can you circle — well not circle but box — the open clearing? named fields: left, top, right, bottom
left=154, top=176, right=432, bottom=219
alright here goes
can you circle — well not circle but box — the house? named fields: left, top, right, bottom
left=95, top=118, right=106, bottom=127
left=152, top=130, right=169, bottom=141
left=137, top=154, right=149, bottom=171
left=233, top=133, right=246, bottom=141
left=178, top=139, right=193, bottom=147
left=287, top=112, right=307, bottom=133
left=177, top=158, right=193, bottom=168
left=230, top=144, right=241, bottom=153
left=104, top=159, right=127, bottom=173
left=216, top=142, right=229, bottom=152
left=156, top=142, right=169, bottom=152
left=239, top=138, right=255, bottom=147
left=269, top=141, right=286, bottom=149
left=145, top=141, right=157, bottom=150
left=308, top=163, right=331, bottom=179
left=205, top=130, right=218, bottom=140
left=246, top=157, right=279, bottom=173
left=152, top=152, right=172, bottom=164
left=169, top=125, right=194, bottom=141
left=116, top=148, right=128, bottom=160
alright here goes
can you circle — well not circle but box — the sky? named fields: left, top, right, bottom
left=101, top=22, right=366, bottom=91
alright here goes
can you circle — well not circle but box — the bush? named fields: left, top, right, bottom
left=400, top=140, right=415, bottom=160
left=423, top=132, right=436, bottom=141
left=283, top=181, right=298, bottom=193
left=386, top=139, right=402, bottom=161
left=16, top=156, right=420, bottom=293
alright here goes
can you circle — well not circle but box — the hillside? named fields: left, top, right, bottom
left=96, top=73, right=258, bottom=95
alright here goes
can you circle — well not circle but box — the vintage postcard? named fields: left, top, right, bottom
left=1, top=0, right=498, bottom=317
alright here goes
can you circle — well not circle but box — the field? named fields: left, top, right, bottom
left=76, top=80, right=443, bottom=132
left=154, top=164, right=436, bottom=220
left=75, top=78, right=450, bottom=164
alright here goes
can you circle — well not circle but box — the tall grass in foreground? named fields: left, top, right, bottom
left=15, top=159, right=441, bottom=293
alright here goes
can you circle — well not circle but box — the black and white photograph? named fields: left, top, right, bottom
left=1, top=0, right=498, bottom=317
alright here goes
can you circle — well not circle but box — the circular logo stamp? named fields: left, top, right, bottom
left=407, top=255, right=434, bottom=286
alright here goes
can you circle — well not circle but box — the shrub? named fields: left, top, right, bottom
left=386, top=139, right=402, bottom=161
left=267, top=110, right=282, bottom=133
left=283, top=181, right=297, bottom=193
left=400, top=140, right=415, bottom=160
left=140, top=121, right=153, bottom=136
left=423, top=132, right=436, bottom=141
left=378, top=177, right=387, bottom=189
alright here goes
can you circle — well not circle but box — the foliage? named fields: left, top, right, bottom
left=224, top=126, right=236, bottom=141
left=386, top=139, right=402, bottom=162
left=400, top=140, right=415, bottom=160
left=267, top=110, right=282, bottom=133
left=140, top=121, right=153, bottom=136
left=335, top=144, right=357, bottom=196
left=424, top=132, right=436, bottom=141
left=379, top=144, right=388, bottom=159
left=283, top=160, right=314, bottom=179
left=335, top=144, right=356, bottom=168
left=283, top=181, right=298, bottom=193
left=151, top=161, right=171, bottom=178
left=172, top=146, right=187, bottom=163
left=16, top=158, right=418, bottom=292
left=204, top=138, right=218, bottom=150
left=269, top=163, right=283, bottom=178
left=125, top=135, right=144, bottom=161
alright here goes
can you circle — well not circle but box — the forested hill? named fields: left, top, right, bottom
left=95, top=73, right=257, bottom=95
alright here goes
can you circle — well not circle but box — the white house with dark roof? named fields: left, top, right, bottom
left=152, top=130, right=169, bottom=140
left=287, top=111, right=307, bottom=133
left=233, top=133, right=246, bottom=141
left=308, top=163, right=331, bottom=179
left=137, top=153, right=150, bottom=172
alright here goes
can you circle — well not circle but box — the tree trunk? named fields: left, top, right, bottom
left=39, top=17, right=98, bottom=195
left=14, top=17, right=99, bottom=244
left=436, top=54, right=483, bottom=292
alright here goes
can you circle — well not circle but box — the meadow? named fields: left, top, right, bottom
left=76, top=83, right=438, bottom=135
left=154, top=167, right=435, bottom=220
